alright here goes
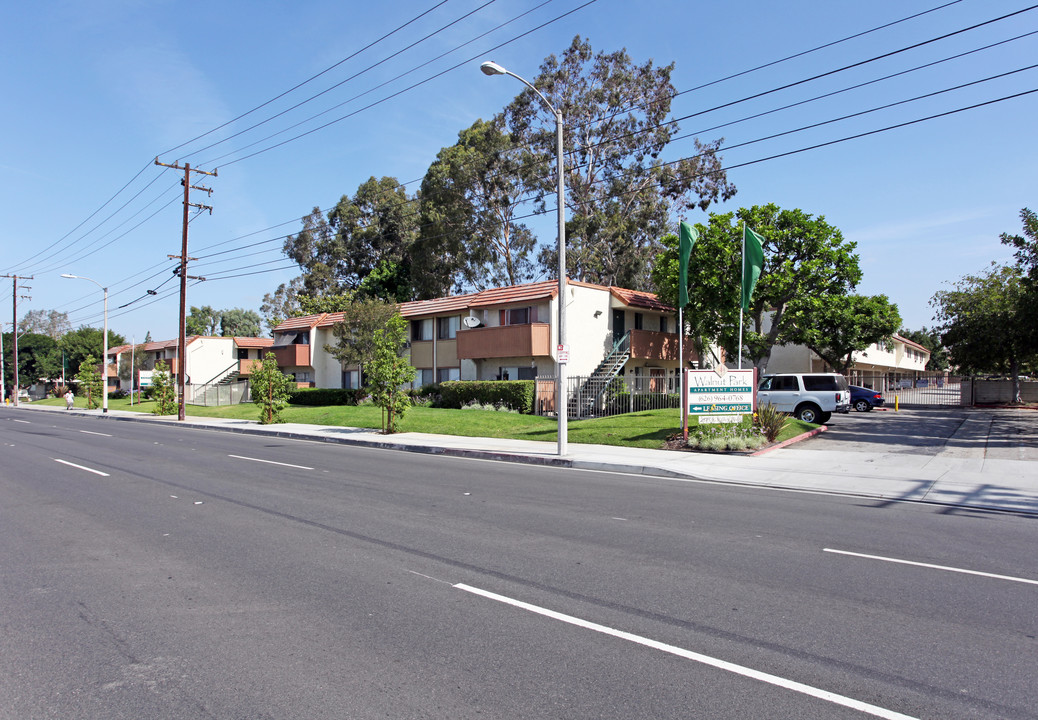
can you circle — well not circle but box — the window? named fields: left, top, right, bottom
left=413, top=368, right=434, bottom=389
left=437, top=316, right=459, bottom=340
left=506, top=307, right=530, bottom=325
left=660, top=316, right=668, bottom=333
left=237, top=348, right=249, bottom=360
left=759, top=376, right=800, bottom=391
left=634, top=313, right=644, bottom=330
left=411, top=319, right=432, bottom=341
left=437, top=367, right=460, bottom=382
left=517, top=367, right=535, bottom=380
left=803, top=375, right=848, bottom=391
left=342, top=370, right=359, bottom=389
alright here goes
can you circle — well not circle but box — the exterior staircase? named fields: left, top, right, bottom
left=569, top=331, right=631, bottom=418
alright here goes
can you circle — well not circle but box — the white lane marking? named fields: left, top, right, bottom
left=54, top=459, right=110, bottom=477
left=227, top=454, right=314, bottom=470
left=824, top=548, right=1038, bottom=586
left=454, top=583, right=918, bottom=720
left=79, top=429, right=112, bottom=437
left=12, top=419, right=30, bottom=424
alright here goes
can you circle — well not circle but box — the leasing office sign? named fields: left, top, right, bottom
left=686, top=368, right=755, bottom=423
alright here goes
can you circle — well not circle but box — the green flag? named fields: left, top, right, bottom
left=741, top=225, right=765, bottom=311
left=678, top=221, right=697, bottom=308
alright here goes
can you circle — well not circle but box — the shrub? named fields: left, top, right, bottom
left=753, top=403, right=788, bottom=442
left=288, top=388, right=366, bottom=406
left=687, top=418, right=767, bottom=452
left=437, top=380, right=534, bottom=413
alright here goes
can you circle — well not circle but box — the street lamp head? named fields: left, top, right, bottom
left=60, top=273, right=78, bottom=279
left=480, top=61, right=507, bottom=76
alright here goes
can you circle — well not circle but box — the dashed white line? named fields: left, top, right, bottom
left=79, top=429, right=112, bottom=437
left=824, top=548, right=1038, bottom=586
left=454, top=583, right=918, bottom=720
left=54, top=459, right=110, bottom=477
left=227, top=454, right=314, bottom=470
left=11, top=419, right=30, bottom=424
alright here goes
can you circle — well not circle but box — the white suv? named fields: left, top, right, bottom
left=757, top=373, right=851, bottom=424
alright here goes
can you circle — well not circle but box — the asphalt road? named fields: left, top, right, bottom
left=2, top=408, right=1037, bottom=719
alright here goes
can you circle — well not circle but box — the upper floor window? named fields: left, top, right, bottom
left=634, top=312, right=644, bottom=330
left=502, top=307, right=532, bottom=325
left=437, top=315, right=459, bottom=340
left=411, top=319, right=433, bottom=341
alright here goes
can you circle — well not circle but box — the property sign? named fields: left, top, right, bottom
left=686, top=369, right=755, bottom=422
left=138, top=370, right=154, bottom=388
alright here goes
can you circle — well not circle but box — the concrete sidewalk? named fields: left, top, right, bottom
left=17, top=404, right=1038, bottom=516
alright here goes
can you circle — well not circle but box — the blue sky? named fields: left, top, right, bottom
left=2, top=0, right=1035, bottom=343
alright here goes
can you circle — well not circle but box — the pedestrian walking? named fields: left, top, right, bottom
left=64, top=389, right=74, bottom=410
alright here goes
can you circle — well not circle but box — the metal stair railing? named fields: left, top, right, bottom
left=570, top=331, right=631, bottom=417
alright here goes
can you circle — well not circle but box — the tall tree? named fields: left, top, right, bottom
left=75, top=354, right=103, bottom=410
left=283, top=177, right=418, bottom=301
left=932, top=263, right=1035, bottom=402
left=785, top=294, right=901, bottom=373
left=19, top=309, right=72, bottom=339
left=260, top=277, right=303, bottom=332
left=250, top=352, right=293, bottom=424
left=220, top=308, right=263, bottom=337
left=652, top=204, right=861, bottom=371
left=418, top=118, right=537, bottom=293
left=3, top=332, right=61, bottom=389
left=185, top=305, right=221, bottom=336
left=504, top=36, right=736, bottom=289
left=60, top=326, right=126, bottom=375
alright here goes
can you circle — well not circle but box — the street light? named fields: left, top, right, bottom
left=480, top=60, right=568, bottom=456
left=61, top=273, right=109, bottom=413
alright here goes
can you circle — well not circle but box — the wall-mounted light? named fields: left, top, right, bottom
left=593, top=310, right=602, bottom=318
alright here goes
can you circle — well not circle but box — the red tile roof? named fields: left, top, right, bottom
left=609, top=286, right=674, bottom=312
left=233, top=337, right=274, bottom=348
left=893, top=334, right=930, bottom=354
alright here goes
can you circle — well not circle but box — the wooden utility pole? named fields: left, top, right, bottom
left=1, top=275, right=33, bottom=407
left=154, top=158, right=216, bottom=420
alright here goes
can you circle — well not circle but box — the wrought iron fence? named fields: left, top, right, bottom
left=185, top=380, right=252, bottom=406
left=535, top=374, right=680, bottom=418
left=845, top=372, right=964, bottom=406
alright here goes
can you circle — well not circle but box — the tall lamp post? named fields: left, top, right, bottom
left=480, top=60, right=568, bottom=456
left=61, top=274, right=109, bottom=413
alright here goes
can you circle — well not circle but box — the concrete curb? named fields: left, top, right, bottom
left=749, top=424, right=828, bottom=456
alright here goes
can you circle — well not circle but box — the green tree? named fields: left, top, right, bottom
left=260, top=277, right=303, bottom=332
left=19, top=309, right=72, bottom=339
left=652, top=204, right=861, bottom=371
left=504, top=36, right=736, bottom=289
left=418, top=118, right=537, bottom=293
left=932, top=264, right=1035, bottom=402
left=150, top=360, right=177, bottom=415
left=249, top=352, right=293, bottom=424
left=60, top=326, right=126, bottom=375
left=2, top=332, right=62, bottom=391
left=785, top=294, right=901, bottom=373
left=283, top=177, right=418, bottom=301
left=220, top=308, right=263, bottom=337
left=364, top=315, right=416, bottom=433
left=297, top=292, right=356, bottom=316
left=118, top=343, right=149, bottom=388
left=898, top=327, right=950, bottom=372
left=186, top=305, right=221, bottom=336
left=1000, top=207, right=1038, bottom=283
left=75, top=354, right=103, bottom=409
left=324, top=299, right=399, bottom=383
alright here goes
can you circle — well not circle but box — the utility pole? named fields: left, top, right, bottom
left=154, top=158, right=216, bottom=421
left=2, top=275, right=33, bottom=407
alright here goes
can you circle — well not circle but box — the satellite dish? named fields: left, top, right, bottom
left=462, top=316, right=482, bottom=328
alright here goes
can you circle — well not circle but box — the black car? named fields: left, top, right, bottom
left=849, top=385, right=885, bottom=412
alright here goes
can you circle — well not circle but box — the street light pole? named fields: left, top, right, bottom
left=480, top=60, right=568, bottom=456
left=61, top=274, right=108, bottom=413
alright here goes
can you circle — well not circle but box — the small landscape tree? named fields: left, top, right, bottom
left=364, top=315, right=416, bottom=433
left=250, top=352, right=293, bottom=424
left=151, top=360, right=177, bottom=415
left=75, top=354, right=103, bottom=409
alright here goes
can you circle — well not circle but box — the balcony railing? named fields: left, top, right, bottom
left=456, top=323, right=551, bottom=359
left=629, top=329, right=698, bottom=363
left=273, top=344, right=311, bottom=367
left=238, top=358, right=262, bottom=375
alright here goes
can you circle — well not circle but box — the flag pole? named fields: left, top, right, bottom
left=679, top=305, right=687, bottom=439
left=739, top=221, right=745, bottom=370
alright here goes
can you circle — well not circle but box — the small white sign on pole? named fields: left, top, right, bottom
left=138, top=370, right=154, bottom=388
left=557, top=344, right=570, bottom=364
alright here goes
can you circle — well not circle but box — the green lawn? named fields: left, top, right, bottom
left=33, top=396, right=812, bottom=449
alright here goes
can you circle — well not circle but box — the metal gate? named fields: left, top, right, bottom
left=845, top=372, right=965, bottom=407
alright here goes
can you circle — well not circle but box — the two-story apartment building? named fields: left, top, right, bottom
left=270, top=279, right=700, bottom=397
left=765, top=333, right=931, bottom=385
left=106, top=335, right=274, bottom=393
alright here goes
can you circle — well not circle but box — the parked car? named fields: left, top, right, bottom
left=757, top=373, right=851, bottom=424
left=849, top=385, right=885, bottom=412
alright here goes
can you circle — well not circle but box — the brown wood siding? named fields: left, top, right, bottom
left=456, top=323, right=551, bottom=359
left=273, top=344, right=311, bottom=367
left=629, top=329, right=699, bottom=363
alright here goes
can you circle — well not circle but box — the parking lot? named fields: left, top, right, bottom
left=799, top=406, right=1038, bottom=460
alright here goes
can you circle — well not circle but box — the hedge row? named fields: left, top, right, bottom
left=287, top=388, right=366, bottom=406
left=436, top=380, right=535, bottom=413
